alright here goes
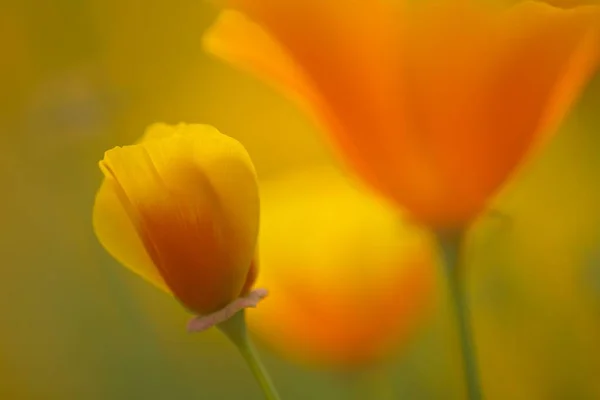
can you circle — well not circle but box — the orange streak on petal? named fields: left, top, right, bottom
left=133, top=168, right=238, bottom=315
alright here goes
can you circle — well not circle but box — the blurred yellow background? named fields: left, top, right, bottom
left=2, top=0, right=600, bottom=399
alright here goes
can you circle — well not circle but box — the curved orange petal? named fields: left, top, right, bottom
left=403, top=1, right=600, bottom=225
left=203, top=2, right=429, bottom=209
left=468, top=2, right=600, bottom=213
left=531, top=5, right=600, bottom=138
left=203, top=11, right=317, bottom=113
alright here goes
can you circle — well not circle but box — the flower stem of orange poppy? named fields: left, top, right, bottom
left=438, top=231, right=483, bottom=400
left=218, top=310, right=282, bottom=400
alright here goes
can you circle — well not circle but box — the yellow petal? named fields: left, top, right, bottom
left=137, top=122, right=179, bottom=143
left=94, top=123, right=259, bottom=314
left=93, top=123, right=182, bottom=293
left=93, top=178, right=170, bottom=293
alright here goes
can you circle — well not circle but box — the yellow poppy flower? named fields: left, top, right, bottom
left=93, top=123, right=260, bottom=316
left=247, top=166, right=436, bottom=367
left=204, top=0, right=600, bottom=229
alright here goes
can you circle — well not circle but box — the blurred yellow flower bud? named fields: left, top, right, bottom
left=92, top=123, right=260, bottom=315
left=247, top=166, right=436, bottom=368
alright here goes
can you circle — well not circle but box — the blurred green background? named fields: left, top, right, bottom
left=2, top=0, right=600, bottom=398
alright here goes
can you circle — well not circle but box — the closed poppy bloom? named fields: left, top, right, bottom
left=247, top=166, right=435, bottom=367
left=203, top=0, right=600, bottom=228
left=93, top=123, right=260, bottom=316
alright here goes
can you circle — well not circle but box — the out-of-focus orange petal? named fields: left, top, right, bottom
left=470, top=2, right=600, bottom=207
left=533, top=6, right=600, bottom=138
left=203, top=11, right=317, bottom=113
left=247, top=166, right=436, bottom=367
left=207, top=0, right=600, bottom=229
left=401, top=1, right=600, bottom=226
left=204, top=1, right=426, bottom=207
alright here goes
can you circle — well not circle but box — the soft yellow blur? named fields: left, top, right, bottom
left=3, top=0, right=600, bottom=399
left=249, top=165, right=436, bottom=368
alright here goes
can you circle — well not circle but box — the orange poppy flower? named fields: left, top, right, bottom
left=204, top=0, right=600, bottom=228
left=246, top=166, right=435, bottom=367
left=93, top=123, right=260, bottom=316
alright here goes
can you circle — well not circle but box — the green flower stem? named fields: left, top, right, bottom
left=218, top=310, right=282, bottom=400
left=437, top=231, right=483, bottom=400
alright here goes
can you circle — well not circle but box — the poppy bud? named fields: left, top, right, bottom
left=93, top=123, right=260, bottom=315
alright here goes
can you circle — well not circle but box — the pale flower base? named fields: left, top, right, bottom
left=187, top=288, right=269, bottom=333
